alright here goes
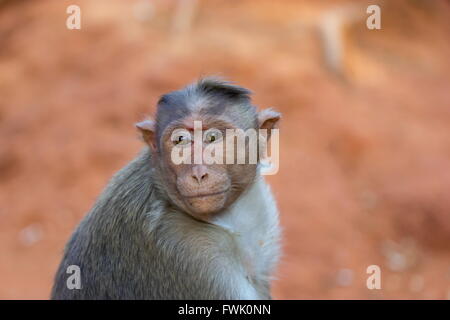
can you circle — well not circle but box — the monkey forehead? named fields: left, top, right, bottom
left=156, top=102, right=257, bottom=136
left=181, top=114, right=239, bottom=130
left=159, top=115, right=239, bottom=139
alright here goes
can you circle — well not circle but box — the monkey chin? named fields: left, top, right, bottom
left=183, top=193, right=228, bottom=221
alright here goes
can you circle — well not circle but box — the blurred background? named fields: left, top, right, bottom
left=0, top=0, right=449, bottom=299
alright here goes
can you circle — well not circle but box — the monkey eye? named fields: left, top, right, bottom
left=204, top=129, right=222, bottom=143
left=171, top=129, right=192, bottom=146
left=173, top=135, right=191, bottom=145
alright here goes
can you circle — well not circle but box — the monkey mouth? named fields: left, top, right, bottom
left=183, top=188, right=230, bottom=199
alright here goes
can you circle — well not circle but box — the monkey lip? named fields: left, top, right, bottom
left=183, top=188, right=230, bottom=199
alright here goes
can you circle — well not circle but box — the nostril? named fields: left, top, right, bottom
left=192, top=165, right=208, bottom=183
left=192, top=172, right=207, bottom=183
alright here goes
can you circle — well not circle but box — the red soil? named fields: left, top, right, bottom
left=0, top=0, right=449, bottom=299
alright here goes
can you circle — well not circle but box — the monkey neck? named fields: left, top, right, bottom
left=208, top=171, right=270, bottom=231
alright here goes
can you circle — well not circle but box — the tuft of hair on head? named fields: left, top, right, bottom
left=194, top=77, right=252, bottom=101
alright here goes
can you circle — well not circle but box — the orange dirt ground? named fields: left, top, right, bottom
left=0, top=0, right=449, bottom=299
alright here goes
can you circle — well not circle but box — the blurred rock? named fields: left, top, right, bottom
left=18, top=223, right=43, bottom=247
left=335, top=268, right=354, bottom=287
left=381, top=238, right=419, bottom=272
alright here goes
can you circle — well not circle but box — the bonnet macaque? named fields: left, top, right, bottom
left=51, top=78, right=281, bottom=299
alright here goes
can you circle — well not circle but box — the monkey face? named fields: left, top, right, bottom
left=157, top=120, right=257, bottom=221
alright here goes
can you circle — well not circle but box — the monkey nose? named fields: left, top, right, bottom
left=191, top=165, right=208, bottom=183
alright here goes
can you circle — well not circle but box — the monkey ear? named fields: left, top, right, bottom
left=258, top=108, right=281, bottom=138
left=136, top=120, right=156, bottom=148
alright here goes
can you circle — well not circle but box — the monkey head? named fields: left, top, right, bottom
left=136, top=78, right=280, bottom=222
